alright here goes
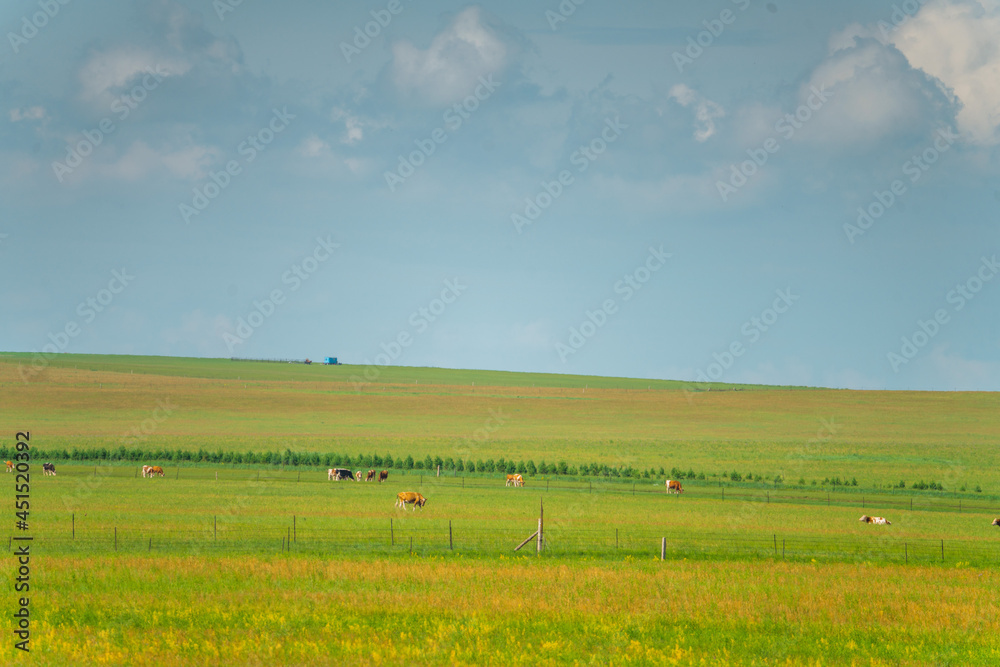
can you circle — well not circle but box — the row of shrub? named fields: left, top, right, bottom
left=0, top=446, right=981, bottom=492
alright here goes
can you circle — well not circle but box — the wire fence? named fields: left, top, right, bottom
left=12, top=518, right=1000, bottom=566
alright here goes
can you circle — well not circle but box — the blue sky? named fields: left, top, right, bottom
left=2, top=0, right=998, bottom=390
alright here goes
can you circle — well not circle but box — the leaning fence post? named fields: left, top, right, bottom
left=537, top=498, right=543, bottom=554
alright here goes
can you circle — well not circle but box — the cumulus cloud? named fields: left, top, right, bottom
left=887, top=0, right=1000, bottom=145
left=78, top=46, right=189, bottom=106
left=669, top=84, right=725, bottom=142
left=391, top=7, right=509, bottom=106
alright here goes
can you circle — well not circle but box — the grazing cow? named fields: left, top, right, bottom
left=395, top=491, right=427, bottom=510
left=355, top=471, right=363, bottom=482
left=329, top=468, right=353, bottom=481
left=5, top=460, right=13, bottom=472
left=42, top=462, right=56, bottom=476
left=150, top=466, right=164, bottom=477
left=378, top=470, right=389, bottom=483
left=506, top=474, right=516, bottom=487
left=514, top=473, right=524, bottom=487
left=142, top=465, right=153, bottom=478
left=859, top=515, right=890, bottom=525
left=365, top=469, right=376, bottom=482
left=665, top=479, right=683, bottom=494
left=992, top=518, right=999, bottom=527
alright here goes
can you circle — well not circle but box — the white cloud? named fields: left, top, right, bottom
left=887, top=0, right=1000, bottom=145
left=9, top=107, right=46, bottom=122
left=298, top=135, right=330, bottom=158
left=669, top=84, right=725, bottom=142
left=78, top=47, right=189, bottom=106
left=391, top=7, right=508, bottom=106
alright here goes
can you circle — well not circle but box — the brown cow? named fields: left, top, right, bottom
left=992, top=518, right=999, bottom=526
left=505, top=474, right=516, bottom=487
left=141, top=465, right=153, bottom=478
left=859, top=515, right=890, bottom=525
left=5, top=460, right=13, bottom=473
left=395, top=492, right=427, bottom=510
left=665, top=479, right=683, bottom=494
left=150, top=466, right=165, bottom=477
left=365, top=469, right=376, bottom=482
left=378, top=470, right=389, bottom=483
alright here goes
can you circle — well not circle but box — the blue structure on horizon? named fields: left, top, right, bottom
left=324, top=357, right=339, bottom=365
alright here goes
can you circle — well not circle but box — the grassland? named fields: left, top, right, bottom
left=2, top=352, right=999, bottom=664
left=2, top=353, right=999, bottom=490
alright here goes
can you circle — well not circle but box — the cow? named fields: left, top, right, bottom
left=150, top=466, right=164, bottom=477
left=992, top=518, right=999, bottom=527
left=514, top=473, right=524, bottom=487
left=395, top=491, right=427, bottom=510
left=665, top=479, right=683, bottom=494
left=5, top=461, right=12, bottom=472
left=378, top=470, right=389, bottom=483
left=355, top=471, right=363, bottom=482
left=141, top=465, right=153, bottom=478
left=859, top=515, right=890, bottom=525
left=42, top=462, right=56, bottom=476
left=365, top=469, right=376, bottom=482
left=506, top=474, right=516, bottom=487
left=329, top=468, right=353, bottom=481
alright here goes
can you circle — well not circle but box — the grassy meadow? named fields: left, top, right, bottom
left=2, top=352, right=999, bottom=664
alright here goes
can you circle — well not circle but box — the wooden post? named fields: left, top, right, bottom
left=293, top=516, right=296, bottom=543
left=910, top=498, right=913, bottom=510
left=437, top=465, right=441, bottom=478
left=537, top=498, right=543, bottom=554
left=72, top=513, right=75, bottom=539
left=390, top=518, right=394, bottom=546
left=148, top=537, right=151, bottom=552
left=449, top=521, right=453, bottom=550
left=773, top=534, right=777, bottom=556
left=941, top=539, right=944, bottom=562
left=660, top=537, right=666, bottom=561
left=214, top=516, right=217, bottom=541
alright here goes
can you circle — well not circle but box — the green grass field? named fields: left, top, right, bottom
left=2, top=353, right=998, bottom=664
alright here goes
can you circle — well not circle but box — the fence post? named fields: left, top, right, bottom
left=904, top=542, right=908, bottom=564
left=773, top=534, right=777, bottom=557
left=537, top=498, right=543, bottom=555
left=910, top=497, right=913, bottom=511
left=616, top=528, right=618, bottom=550
left=449, top=521, right=453, bottom=550
left=660, top=537, right=665, bottom=561
left=214, top=516, right=217, bottom=541
left=148, top=537, right=151, bottom=552
left=293, top=516, right=296, bottom=543
left=72, top=513, right=75, bottom=539
left=941, top=539, right=944, bottom=562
